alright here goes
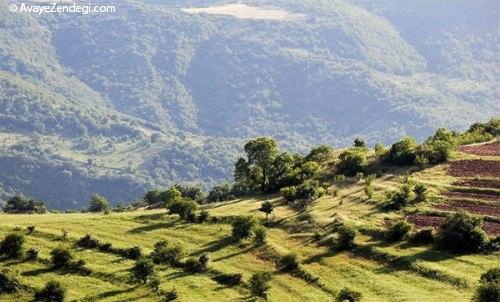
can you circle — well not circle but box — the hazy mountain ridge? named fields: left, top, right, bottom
left=0, top=0, right=498, bottom=208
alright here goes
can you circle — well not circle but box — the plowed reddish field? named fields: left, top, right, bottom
left=452, top=179, right=500, bottom=189
left=434, top=201, right=500, bottom=217
left=448, top=160, right=500, bottom=178
left=406, top=214, right=500, bottom=235
left=443, top=190, right=500, bottom=202
left=459, top=141, right=500, bottom=156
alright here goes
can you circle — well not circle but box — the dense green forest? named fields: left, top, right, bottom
left=0, top=0, right=498, bottom=209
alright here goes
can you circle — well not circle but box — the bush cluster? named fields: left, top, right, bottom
left=249, top=271, right=273, bottom=298
left=386, top=221, right=412, bottom=242
left=473, top=267, right=500, bottom=302
left=0, top=234, right=24, bottom=259
left=0, top=270, right=20, bottom=294
left=34, top=280, right=66, bottom=302
left=437, top=212, right=487, bottom=253
left=213, top=273, right=242, bottom=286
left=150, top=241, right=184, bottom=266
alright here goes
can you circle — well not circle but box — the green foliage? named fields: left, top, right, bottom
left=34, top=280, right=66, bottom=302
left=337, top=287, right=362, bottom=302
left=413, top=183, right=428, bottom=203
left=173, top=184, right=206, bottom=204
left=353, top=138, right=366, bottom=148
left=363, top=175, right=375, bottom=199
left=437, top=212, right=487, bottom=253
left=243, top=137, right=278, bottom=192
left=386, top=221, right=413, bottom=242
left=88, top=193, right=110, bottom=213
left=76, top=235, right=99, bottom=249
left=409, top=228, right=435, bottom=245
left=231, top=216, right=257, bottom=240
left=259, top=201, right=274, bottom=218
left=167, top=198, right=198, bottom=220
left=26, top=248, right=39, bottom=261
left=374, top=143, right=386, bottom=158
left=473, top=267, right=500, bottom=302
left=50, top=247, right=73, bottom=268
left=253, top=226, right=267, bottom=245
left=336, top=226, right=356, bottom=250
left=3, top=195, right=47, bottom=214
left=183, top=255, right=208, bottom=274
left=3, top=195, right=46, bottom=214
left=131, top=258, right=155, bottom=283
left=0, top=270, right=20, bottom=294
left=0, top=233, right=24, bottom=259
left=386, top=136, right=417, bottom=165
left=213, top=273, right=242, bottom=286
left=385, top=184, right=413, bottom=210
left=249, top=271, right=273, bottom=298
left=280, top=180, right=325, bottom=211
left=207, top=183, right=234, bottom=203
left=150, top=241, right=185, bottom=266
left=165, top=289, right=178, bottom=301
left=305, top=145, right=334, bottom=163
left=197, top=210, right=209, bottom=223
left=337, top=148, right=367, bottom=176
left=278, top=253, right=300, bottom=272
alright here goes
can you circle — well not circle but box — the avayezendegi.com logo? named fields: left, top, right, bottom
left=9, top=1, right=116, bottom=15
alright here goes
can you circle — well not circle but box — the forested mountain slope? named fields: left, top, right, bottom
left=0, top=0, right=498, bottom=208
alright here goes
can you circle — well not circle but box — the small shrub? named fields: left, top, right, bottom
left=76, top=235, right=99, bottom=249
left=148, top=275, right=161, bottom=292
left=184, top=257, right=206, bottom=273
left=386, top=221, right=412, bottom=242
left=480, top=267, right=500, bottom=284
left=278, top=253, right=299, bottom=272
left=249, top=271, right=273, bottom=297
left=126, top=246, right=142, bottom=260
left=50, top=247, right=73, bottom=268
left=253, top=226, right=267, bottom=245
left=0, top=233, right=24, bottom=259
left=185, top=211, right=197, bottom=223
left=259, top=201, right=274, bottom=219
left=198, top=210, right=209, bottom=223
left=409, top=228, right=435, bottom=245
left=165, top=289, right=178, bottom=301
left=167, top=199, right=198, bottom=220
left=473, top=268, right=500, bottom=302
left=88, top=193, right=110, bottom=213
left=337, top=287, right=362, bottom=302
left=336, top=226, right=356, bottom=250
left=437, top=212, right=487, bottom=253
left=131, top=257, right=155, bottom=283
left=27, top=225, right=36, bottom=234
left=34, top=280, right=66, bottom=302
left=231, top=216, right=257, bottom=239
left=0, top=270, right=20, bottom=294
left=26, top=248, right=39, bottom=261
left=99, top=242, right=113, bottom=252
left=413, top=183, right=428, bottom=203
left=385, top=184, right=412, bottom=210
left=213, top=273, right=242, bottom=286
left=336, top=148, right=367, bottom=176
left=473, top=282, right=500, bottom=302
left=150, top=241, right=184, bottom=266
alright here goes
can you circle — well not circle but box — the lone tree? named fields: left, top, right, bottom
left=88, top=193, right=110, bottom=213
left=238, top=137, right=278, bottom=192
left=131, top=258, right=156, bottom=283
left=259, top=201, right=274, bottom=219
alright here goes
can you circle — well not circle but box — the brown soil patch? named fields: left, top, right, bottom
left=448, top=160, right=500, bottom=178
left=434, top=201, right=500, bottom=217
left=406, top=214, right=500, bottom=235
left=459, top=141, right=500, bottom=156
left=453, top=179, right=500, bottom=189
left=443, top=191, right=500, bottom=202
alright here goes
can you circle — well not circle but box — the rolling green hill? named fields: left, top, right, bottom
left=0, top=0, right=498, bottom=208
left=0, top=140, right=498, bottom=301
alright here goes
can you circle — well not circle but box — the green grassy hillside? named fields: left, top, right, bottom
left=1, top=141, right=498, bottom=301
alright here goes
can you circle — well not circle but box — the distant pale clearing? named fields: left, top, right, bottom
left=182, top=4, right=306, bottom=21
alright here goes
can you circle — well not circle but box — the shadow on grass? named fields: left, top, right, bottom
left=212, top=245, right=257, bottom=262
left=81, top=285, right=139, bottom=301
left=22, top=266, right=55, bottom=276
left=133, top=212, right=168, bottom=221
left=302, top=249, right=340, bottom=264
left=191, top=237, right=237, bottom=256
left=127, top=221, right=178, bottom=234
